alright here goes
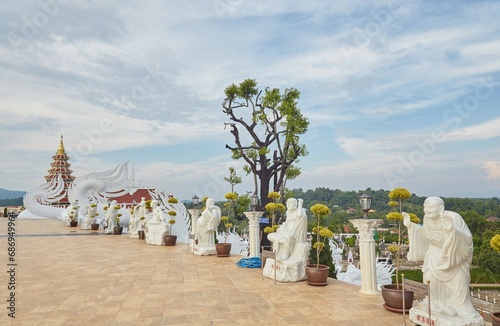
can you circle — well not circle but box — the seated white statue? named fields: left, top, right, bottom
left=104, top=200, right=119, bottom=234
left=267, top=198, right=308, bottom=261
left=145, top=200, right=168, bottom=245
left=194, top=198, right=221, bottom=256
left=404, top=197, right=483, bottom=325
left=263, top=198, right=310, bottom=282
left=149, top=200, right=165, bottom=223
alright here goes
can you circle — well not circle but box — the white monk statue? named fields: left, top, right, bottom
left=81, top=200, right=97, bottom=229
left=145, top=199, right=168, bottom=245
left=194, top=198, right=221, bottom=256
left=403, top=197, right=483, bottom=325
left=134, top=197, right=148, bottom=220
left=268, top=198, right=308, bottom=261
left=129, top=198, right=148, bottom=238
left=149, top=200, right=165, bottom=223
left=105, top=200, right=119, bottom=234
left=64, top=200, right=79, bottom=226
left=263, top=197, right=310, bottom=282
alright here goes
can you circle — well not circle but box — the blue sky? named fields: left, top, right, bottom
left=1, top=0, right=499, bottom=201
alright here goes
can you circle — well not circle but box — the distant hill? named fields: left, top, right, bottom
left=0, top=188, right=26, bottom=200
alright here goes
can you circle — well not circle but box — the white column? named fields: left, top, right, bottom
left=188, top=209, right=200, bottom=253
left=244, top=211, right=264, bottom=258
left=350, top=219, right=383, bottom=295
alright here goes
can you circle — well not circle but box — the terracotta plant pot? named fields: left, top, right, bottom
left=164, top=234, right=177, bottom=246
left=69, top=220, right=77, bottom=227
left=215, top=243, right=231, bottom=257
left=113, top=226, right=123, bottom=235
left=305, top=264, right=330, bottom=286
left=91, top=223, right=99, bottom=230
left=381, top=284, right=414, bottom=313
left=492, top=312, right=500, bottom=326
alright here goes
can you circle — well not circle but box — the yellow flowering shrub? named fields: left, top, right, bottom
left=490, top=234, right=500, bottom=253
left=168, top=197, right=179, bottom=204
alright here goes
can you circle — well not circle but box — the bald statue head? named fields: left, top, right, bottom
left=423, top=196, right=445, bottom=219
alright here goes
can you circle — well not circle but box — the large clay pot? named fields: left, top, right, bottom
left=164, top=234, right=177, bottom=246
left=113, top=226, right=123, bottom=235
left=492, top=312, right=500, bottom=326
left=381, top=284, right=414, bottom=313
left=91, top=223, right=99, bottom=230
left=69, top=220, right=78, bottom=227
left=305, top=264, right=330, bottom=286
left=216, top=243, right=232, bottom=257
left=138, top=230, right=145, bottom=240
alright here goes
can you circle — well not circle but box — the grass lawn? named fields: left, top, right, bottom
left=394, top=268, right=500, bottom=284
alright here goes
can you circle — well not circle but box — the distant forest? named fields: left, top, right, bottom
left=0, top=197, right=23, bottom=206
left=287, top=187, right=500, bottom=220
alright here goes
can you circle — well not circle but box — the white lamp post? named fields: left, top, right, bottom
left=245, top=192, right=264, bottom=258
left=350, top=191, right=381, bottom=295
left=188, top=194, right=201, bottom=254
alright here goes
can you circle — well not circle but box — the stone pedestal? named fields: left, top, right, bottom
left=409, top=304, right=484, bottom=326
left=244, top=211, right=264, bottom=258
left=350, top=219, right=383, bottom=295
left=188, top=209, right=200, bottom=253
left=145, top=222, right=167, bottom=245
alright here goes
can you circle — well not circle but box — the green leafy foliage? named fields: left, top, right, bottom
left=222, top=79, right=309, bottom=206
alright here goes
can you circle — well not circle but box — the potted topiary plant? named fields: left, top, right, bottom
left=164, top=196, right=179, bottom=245
left=164, top=211, right=177, bottom=246
left=305, top=203, right=333, bottom=286
left=381, top=188, right=420, bottom=312
left=216, top=215, right=233, bottom=257
left=69, top=213, right=78, bottom=227
left=113, top=204, right=123, bottom=235
left=216, top=192, right=237, bottom=257
left=265, top=192, right=286, bottom=226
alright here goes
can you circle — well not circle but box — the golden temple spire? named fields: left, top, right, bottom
left=57, top=134, right=65, bottom=155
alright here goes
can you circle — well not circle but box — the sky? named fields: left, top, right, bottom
left=1, top=0, right=500, bottom=201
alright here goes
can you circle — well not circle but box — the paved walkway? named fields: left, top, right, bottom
left=0, top=218, right=492, bottom=325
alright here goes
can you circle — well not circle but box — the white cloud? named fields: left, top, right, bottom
left=444, top=118, right=500, bottom=143
left=484, top=161, right=500, bottom=180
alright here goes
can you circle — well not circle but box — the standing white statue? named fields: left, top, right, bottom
left=194, top=198, right=221, bottom=256
left=403, top=197, right=483, bottom=325
left=267, top=198, right=308, bottom=260
left=105, top=200, right=119, bottom=234
left=263, top=198, right=310, bottom=282
left=81, top=200, right=97, bottom=229
left=129, top=198, right=148, bottom=238
left=134, top=197, right=148, bottom=220
left=64, top=200, right=79, bottom=226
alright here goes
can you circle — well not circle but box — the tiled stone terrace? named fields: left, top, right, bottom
left=0, top=218, right=493, bottom=325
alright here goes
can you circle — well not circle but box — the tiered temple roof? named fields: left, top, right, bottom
left=44, top=135, right=75, bottom=205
